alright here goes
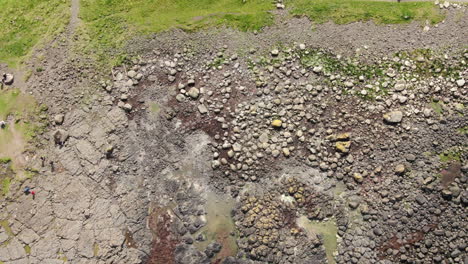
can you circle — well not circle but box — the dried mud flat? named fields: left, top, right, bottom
left=0, top=6, right=467, bottom=264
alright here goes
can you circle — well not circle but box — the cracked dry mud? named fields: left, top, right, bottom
left=0, top=4, right=467, bottom=264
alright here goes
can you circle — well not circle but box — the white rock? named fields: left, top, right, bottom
left=123, top=103, right=132, bottom=111
left=187, top=87, right=200, bottom=99
left=197, top=104, right=208, bottom=114
left=233, top=143, right=242, bottom=152
left=394, top=80, right=406, bottom=91
left=127, top=70, right=137, bottom=78
left=54, top=114, right=65, bottom=125
left=383, top=110, right=403, bottom=123
left=313, top=66, right=323, bottom=73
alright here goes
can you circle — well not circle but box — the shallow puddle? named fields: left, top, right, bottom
left=297, top=215, right=338, bottom=264
left=194, top=191, right=238, bottom=261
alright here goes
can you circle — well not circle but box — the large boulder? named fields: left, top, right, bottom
left=3, top=73, right=14, bottom=85
left=53, top=129, right=69, bottom=146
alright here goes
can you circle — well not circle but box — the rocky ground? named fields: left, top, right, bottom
left=0, top=2, right=467, bottom=264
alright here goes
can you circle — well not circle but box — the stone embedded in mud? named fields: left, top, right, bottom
left=353, top=173, right=363, bottom=183
left=123, top=103, right=132, bottom=111
left=211, top=160, right=220, bottom=169
left=54, top=114, right=64, bottom=125
left=313, top=66, right=323, bottom=73
left=394, top=80, right=406, bottom=91
left=272, top=149, right=280, bottom=157
left=344, top=81, right=353, bottom=88
left=176, top=94, right=185, bottom=102
left=53, top=129, right=69, bottom=145
left=188, top=87, right=200, bottom=99
left=127, top=70, right=137, bottom=78
left=335, top=141, right=351, bottom=153
left=135, top=73, right=143, bottom=81
left=271, top=119, right=282, bottom=128
left=383, top=110, right=403, bottom=124
left=198, top=104, right=208, bottom=114
left=259, top=133, right=269, bottom=143
left=232, top=143, right=242, bottom=152
left=394, top=164, right=406, bottom=175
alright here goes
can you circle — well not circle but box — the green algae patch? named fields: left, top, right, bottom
left=93, top=243, right=99, bottom=257
left=0, top=219, right=13, bottom=238
left=297, top=216, right=338, bottom=264
left=194, top=192, right=238, bottom=261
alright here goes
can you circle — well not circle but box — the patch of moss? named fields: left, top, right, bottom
left=24, top=245, right=31, bottom=254
left=208, top=57, right=226, bottom=68
left=93, top=243, right=99, bottom=256
left=457, top=126, right=468, bottom=135
left=0, top=157, right=11, bottom=164
left=430, top=101, right=444, bottom=115
left=149, top=102, right=160, bottom=114
left=1, top=178, right=11, bottom=196
left=0, top=220, right=13, bottom=237
left=439, top=148, right=462, bottom=163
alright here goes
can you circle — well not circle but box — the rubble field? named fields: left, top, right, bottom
left=0, top=2, right=467, bottom=264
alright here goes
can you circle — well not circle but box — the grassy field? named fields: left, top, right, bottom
left=0, top=89, right=40, bottom=158
left=78, top=0, right=274, bottom=65
left=0, top=0, right=447, bottom=68
left=0, top=0, right=70, bottom=67
left=287, top=0, right=445, bottom=24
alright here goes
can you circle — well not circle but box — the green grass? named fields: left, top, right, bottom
left=0, top=157, right=12, bottom=164
left=149, top=102, right=160, bottom=114
left=1, top=178, right=11, bottom=196
left=457, top=126, right=468, bottom=135
left=0, top=89, right=35, bottom=120
left=288, top=0, right=444, bottom=25
left=438, top=148, right=464, bottom=163
left=78, top=0, right=274, bottom=66
left=430, top=101, right=444, bottom=115
left=0, top=89, right=39, bottom=141
left=0, top=89, right=44, bottom=177
left=0, top=0, right=70, bottom=67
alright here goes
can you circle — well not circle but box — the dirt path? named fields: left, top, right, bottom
left=70, top=0, right=81, bottom=34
